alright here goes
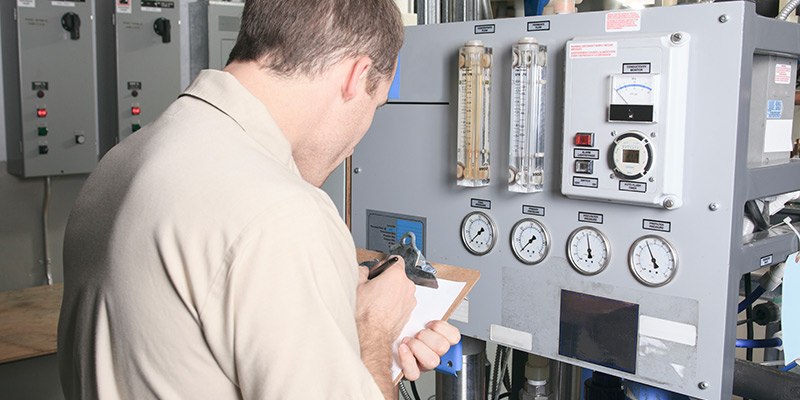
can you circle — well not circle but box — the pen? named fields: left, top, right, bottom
left=366, top=256, right=400, bottom=280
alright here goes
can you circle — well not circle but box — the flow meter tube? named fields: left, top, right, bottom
left=509, top=38, right=547, bottom=193
left=457, top=40, right=492, bottom=187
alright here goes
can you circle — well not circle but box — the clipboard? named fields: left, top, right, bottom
left=356, top=248, right=481, bottom=384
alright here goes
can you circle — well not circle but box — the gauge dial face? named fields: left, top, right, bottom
left=461, top=211, right=497, bottom=255
left=610, top=74, right=658, bottom=106
left=510, top=218, right=550, bottom=265
left=566, top=227, right=611, bottom=275
left=628, top=235, right=678, bottom=287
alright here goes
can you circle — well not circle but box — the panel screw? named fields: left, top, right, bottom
left=354, top=168, right=362, bottom=174
left=719, top=14, right=729, bottom=23
left=650, top=132, right=656, bottom=138
left=609, top=173, right=615, bottom=179
left=610, top=130, right=616, bottom=137
left=671, top=33, right=683, bottom=43
left=709, top=203, right=720, bottom=211
left=663, top=198, right=675, bottom=209
left=649, top=177, right=655, bottom=182
left=698, top=381, right=710, bottom=390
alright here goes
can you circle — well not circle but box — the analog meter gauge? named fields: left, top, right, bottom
left=566, top=227, right=611, bottom=275
left=628, top=235, right=678, bottom=287
left=461, top=211, right=497, bottom=255
left=510, top=218, right=550, bottom=265
left=609, top=74, right=659, bottom=123
left=610, top=131, right=653, bottom=179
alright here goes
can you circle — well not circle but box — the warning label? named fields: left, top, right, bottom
left=569, top=42, right=617, bottom=59
left=775, top=63, right=792, bottom=85
left=116, top=0, right=131, bottom=13
left=605, top=11, right=641, bottom=32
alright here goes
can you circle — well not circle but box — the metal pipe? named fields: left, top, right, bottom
left=733, top=359, right=800, bottom=400
left=417, top=0, right=441, bottom=24
left=42, top=176, right=52, bottom=285
left=436, top=336, right=488, bottom=400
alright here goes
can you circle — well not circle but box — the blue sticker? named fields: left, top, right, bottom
left=396, top=218, right=423, bottom=252
left=388, top=57, right=401, bottom=100
left=783, top=251, right=800, bottom=364
left=767, top=99, right=783, bottom=119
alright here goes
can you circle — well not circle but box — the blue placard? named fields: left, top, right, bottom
left=396, top=218, right=424, bottom=252
left=388, top=57, right=401, bottom=100
left=767, top=99, right=783, bottom=119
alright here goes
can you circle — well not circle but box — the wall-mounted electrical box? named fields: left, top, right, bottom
left=115, top=0, right=207, bottom=141
left=207, top=0, right=242, bottom=70
left=2, top=0, right=115, bottom=177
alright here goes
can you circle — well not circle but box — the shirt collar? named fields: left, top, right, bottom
left=181, top=70, right=299, bottom=174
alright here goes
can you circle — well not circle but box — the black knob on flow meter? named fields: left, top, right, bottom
left=154, top=18, right=172, bottom=44
left=61, top=12, right=81, bottom=40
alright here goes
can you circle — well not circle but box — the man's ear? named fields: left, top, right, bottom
left=342, top=56, right=372, bottom=101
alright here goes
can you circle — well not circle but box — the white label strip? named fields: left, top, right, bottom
left=141, top=6, right=162, bottom=12
left=450, top=298, right=469, bottom=323
left=18, top=0, right=36, bottom=7
left=764, top=119, right=793, bottom=152
left=52, top=1, right=76, bottom=6
left=569, top=42, right=617, bottom=59
left=490, top=324, right=532, bottom=351
left=639, top=315, right=697, bottom=346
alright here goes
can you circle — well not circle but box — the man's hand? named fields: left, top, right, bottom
left=356, top=257, right=416, bottom=399
left=397, top=320, right=461, bottom=381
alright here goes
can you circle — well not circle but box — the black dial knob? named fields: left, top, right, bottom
left=61, top=12, right=81, bottom=40
left=153, top=18, right=171, bottom=43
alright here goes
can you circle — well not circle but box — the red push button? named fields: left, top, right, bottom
left=37, top=108, right=47, bottom=118
left=574, top=132, right=594, bottom=147
left=131, top=106, right=141, bottom=116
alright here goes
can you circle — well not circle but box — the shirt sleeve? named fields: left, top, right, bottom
left=199, top=193, right=385, bottom=399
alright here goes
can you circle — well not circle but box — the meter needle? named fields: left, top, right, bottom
left=521, top=235, right=537, bottom=251
left=646, top=242, right=660, bottom=269
left=615, top=88, right=629, bottom=105
left=470, top=227, right=485, bottom=243
left=586, top=234, right=593, bottom=259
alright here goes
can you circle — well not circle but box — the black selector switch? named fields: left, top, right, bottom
left=38, top=145, right=49, bottom=155
left=154, top=18, right=171, bottom=43
left=61, top=12, right=81, bottom=40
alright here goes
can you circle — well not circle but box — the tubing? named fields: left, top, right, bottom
left=738, top=285, right=766, bottom=313
left=736, top=338, right=783, bottom=348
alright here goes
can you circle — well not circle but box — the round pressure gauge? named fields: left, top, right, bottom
left=566, top=227, right=611, bottom=275
left=461, top=211, right=497, bottom=255
left=510, top=218, right=550, bottom=265
left=610, top=131, right=654, bottom=179
left=628, top=235, right=678, bottom=287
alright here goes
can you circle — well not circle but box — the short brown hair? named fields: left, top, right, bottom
left=228, top=0, right=403, bottom=93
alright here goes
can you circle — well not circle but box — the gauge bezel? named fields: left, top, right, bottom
left=460, top=211, right=497, bottom=256
left=566, top=226, right=611, bottom=275
left=509, top=218, right=551, bottom=265
left=628, top=234, right=678, bottom=287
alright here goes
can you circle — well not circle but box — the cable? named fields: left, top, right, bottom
left=491, top=346, right=502, bottom=400
left=744, top=273, right=754, bottom=362
left=494, top=347, right=511, bottom=400
left=409, top=381, right=421, bottom=400
left=502, top=362, right=512, bottom=392
left=738, top=285, right=766, bottom=313
left=782, top=361, right=798, bottom=372
left=778, top=0, right=800, bottom=20
left=736, top=338, right=783, bottom=348
left=42, top=176, right=53, bottom=286
left=499, top=393, right=510, bottom=399
left=399, top=381, right=413, bottom=400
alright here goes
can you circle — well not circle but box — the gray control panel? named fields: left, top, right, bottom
left=207, top=0, right=242, bottom=70
left=351, top=3, right=800, bottom=399
left=115, top=0, right=207, bottom=141
left=2, top=0, right=114, bottom=177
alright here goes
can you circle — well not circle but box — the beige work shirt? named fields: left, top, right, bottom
left=58, top=70, right=384, bottom=399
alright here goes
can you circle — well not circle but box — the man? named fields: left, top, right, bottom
left=58, top=0, right=459, bottom=398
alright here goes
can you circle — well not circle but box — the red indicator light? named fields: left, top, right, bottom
left=574, top=133, right=594, bottom=147
left=37, top=108, right=47, bottom=118
left=131, top=106, right=141, bottom=116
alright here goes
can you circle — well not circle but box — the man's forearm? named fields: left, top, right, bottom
left=360, top=335, right=397, bottom=399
